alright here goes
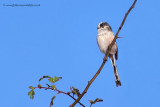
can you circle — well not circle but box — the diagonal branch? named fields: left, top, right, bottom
left=34, top=86, right=85, bottom=107
left=70, top=0, right=137, bottom=107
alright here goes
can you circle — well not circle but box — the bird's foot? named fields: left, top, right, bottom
left=103, top=56, right=108, bottom=62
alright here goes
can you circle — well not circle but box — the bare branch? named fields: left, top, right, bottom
left=34, top=86, right=85, bottom=107
left=70, top=0, right=137, bottom=106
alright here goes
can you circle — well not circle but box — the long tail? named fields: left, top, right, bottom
left=110, top=55, right=121, bottom=87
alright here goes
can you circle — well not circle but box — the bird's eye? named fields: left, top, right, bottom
left=100, top=24, right=103, bottom=28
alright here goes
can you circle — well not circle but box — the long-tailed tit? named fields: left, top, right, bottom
left=97, top=22, right=121, bottom=87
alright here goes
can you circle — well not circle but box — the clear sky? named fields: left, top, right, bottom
left=0, top=0, right=160, bottom=107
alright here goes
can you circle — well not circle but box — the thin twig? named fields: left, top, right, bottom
left=34, top=86, right=85, bottom=107
left=70, top=0, right=137, bottom=107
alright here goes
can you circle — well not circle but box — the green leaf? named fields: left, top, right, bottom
left=48, top=77, right=54, bottom=83
left=29, top=86, right=35, bottom=90
left=48, top=76, right=62, bottom=83
left=28, top=89, right=35, bottom=99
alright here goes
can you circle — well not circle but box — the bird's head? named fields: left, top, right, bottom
left=97, top=22, right=112, bottom=31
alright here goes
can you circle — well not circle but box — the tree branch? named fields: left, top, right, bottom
left=34, top=86, right=85, bottom=107
left=70, top=0, right=137, bottom=107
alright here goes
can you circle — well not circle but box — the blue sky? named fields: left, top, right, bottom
left=0, top=0, right=160, bottom=107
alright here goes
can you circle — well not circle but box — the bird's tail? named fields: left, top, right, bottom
left=110, top=55, right=121, bottom=87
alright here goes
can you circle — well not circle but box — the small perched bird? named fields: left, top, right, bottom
left=97, top=22, right=121, bottom=87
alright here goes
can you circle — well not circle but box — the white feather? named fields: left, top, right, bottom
left=97, top=29, right=117, bottom=54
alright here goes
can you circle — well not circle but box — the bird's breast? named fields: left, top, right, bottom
left=97, top=30, right=117, bottom=54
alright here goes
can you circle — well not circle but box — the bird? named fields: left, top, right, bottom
left=97, top=22, right=121, bottom=87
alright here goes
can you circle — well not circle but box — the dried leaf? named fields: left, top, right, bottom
left=50, top=95, right=56, bottom=107
left=89, top=98, right=103, bottom=106
left=70, top=87, right=81, bottom=97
